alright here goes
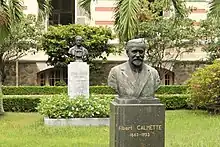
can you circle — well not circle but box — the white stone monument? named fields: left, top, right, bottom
left=68, top=62, right=89, bottom=98
left=67, top=36, right=89, bottom=98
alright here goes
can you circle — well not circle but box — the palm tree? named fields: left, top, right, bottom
left=0, top=0, right=51, bottom=115
left=79, top=0, right=187, bottom=42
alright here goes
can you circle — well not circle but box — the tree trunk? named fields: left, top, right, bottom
left=0, top=57, right=4, bottom=115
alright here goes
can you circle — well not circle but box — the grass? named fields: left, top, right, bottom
left=1, top=110, right=220, bottom=147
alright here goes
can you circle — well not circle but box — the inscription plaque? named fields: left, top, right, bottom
left=110, top=101, right=165, bottom=147
left=68, top=62, right=89, bottom=98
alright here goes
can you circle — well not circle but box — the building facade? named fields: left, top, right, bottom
left=4, top=0, right=211, bottom=86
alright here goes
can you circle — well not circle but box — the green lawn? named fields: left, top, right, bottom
left=1, top=110, right=220, bottom=147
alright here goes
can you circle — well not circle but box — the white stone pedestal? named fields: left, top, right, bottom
left=68, top=62, right=89, bottom=98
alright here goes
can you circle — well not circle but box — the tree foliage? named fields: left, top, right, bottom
left=79, top=0, right=188, bottom=43
left=0, top=15, right=44, bottom=83
left=114, top=0, right=188, bottom=42
left=41, top=24, right=115, bottom=66
left=138, top=17, right=198, bottom=78
left=196, top=18, right=220, bottom=61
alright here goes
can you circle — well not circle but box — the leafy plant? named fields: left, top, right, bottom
left=187, top=60, right=220, bottom=110
left=37, top=94, right=113, bottom=118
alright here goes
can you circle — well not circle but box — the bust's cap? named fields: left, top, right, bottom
left=126, top=38, right=146, bottom=49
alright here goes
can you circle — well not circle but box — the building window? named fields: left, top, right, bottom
left=63, top=69, right=68, bottom=84
left=39, top=73, right=45, bottom=86
left=37, top=67, right=69, bottom=86
left=49, top=70, right=61, bottom=86
left=165, top=74, right=170, bottom=85
left=49, top=0, right=75, bottom=25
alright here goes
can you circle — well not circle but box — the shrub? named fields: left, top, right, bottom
left=3, top=95, right=46, bottom=112
left=2, top=86, right=67, bottom=95
left=156, top=85, right=188, bottom=94
left=187, top=60, right=220, bottom=111
left=2, top=85, right=187, bottom=95
left=157, top=94, right=188, bottom=109
left=37, top=94, right=114, bottom=118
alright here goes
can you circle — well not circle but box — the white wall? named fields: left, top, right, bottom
left=22, top=0, right=39, bottom=15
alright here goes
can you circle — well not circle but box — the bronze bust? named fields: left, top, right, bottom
left=108, top=38, right=161, bottom=103
left=68, top=36, right=88, bottom=62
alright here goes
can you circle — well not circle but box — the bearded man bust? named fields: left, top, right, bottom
left=108, top=38, right=160, bottom=104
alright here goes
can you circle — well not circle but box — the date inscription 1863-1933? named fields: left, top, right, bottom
left=118, top=124, right=163, bottom=138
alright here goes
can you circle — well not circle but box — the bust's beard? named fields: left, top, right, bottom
left=129, top=59, right=143, bottom=72
left=132, top=60, right=143, bottom=67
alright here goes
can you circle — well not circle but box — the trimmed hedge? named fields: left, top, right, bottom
left=157, top=94, right=188, bottom=109
left=2, top=86, right=67, bottom=95
left=156, top=85, right=188, bottom=94
left=3, top=95, right=44, bottom=112
left=3, top=94, right=189, bottom=112
left=2, top=85, right=187, bottom=95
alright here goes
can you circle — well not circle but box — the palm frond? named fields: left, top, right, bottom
left=78, top=0, right=91, bottom=17
left=170, top=0, right=187, bottom=18
left=0, top=0, right=22, bottom=44
left=114, top=0, right=140, bottom=42
left=37, top=0, right=52, bottom=20
left=8, top=0, right=23, bottom=22
left=0, top=0, right=9, bottom=26
left=208, top=0, right=220, bottom=18
left=0, top=0, right=9, bottom=43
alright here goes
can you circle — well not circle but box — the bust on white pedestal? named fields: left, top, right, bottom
left=67, top=36, right=89, bottom=98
